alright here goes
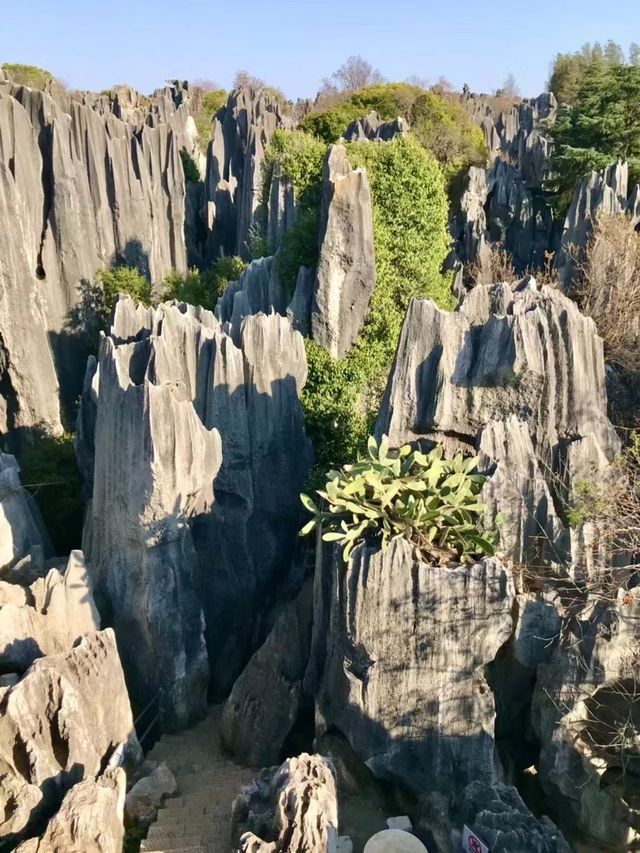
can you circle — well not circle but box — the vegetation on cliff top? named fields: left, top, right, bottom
left=300, top=435, right=497, bottom=564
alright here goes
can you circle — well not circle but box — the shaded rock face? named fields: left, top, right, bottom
left=232, top=753, right=338, bottom=853
left=0, top=629, right=140, bottom=845
left=343, top=111, right=409, bottom=142
left=220, top=580, right=313, bottom=766
left=555, top=161, right=639, bottom=285
left=205, top=86, right=291, bottom=260
left=0, top=454, right=48, bottom=574
left=0, top=80, right=189, bottom=438
left=82, top=298, right=312, bottom=725
left=15, top=767, right=126, bottom=853
left=452, top=781, right=570, bottom=853
left=307, top=538, right=514, bottom=796
left=124, top=761, right=177, bottom=829
left=0, top=550, right=99, bottom=672
left=311, top=145, right=376, bottom=358
left=376, top=280, right=619, bottom=570
left=531, top=590, right=640, bottom=849
left=454, top=92, right=557, bottom=275
left=216, top=256, right=289, bottom=339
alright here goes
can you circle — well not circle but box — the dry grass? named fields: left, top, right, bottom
left=575, top=214, right=640, bottom=373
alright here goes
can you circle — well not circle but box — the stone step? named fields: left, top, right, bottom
left=140, top=837, right=204, bottom=851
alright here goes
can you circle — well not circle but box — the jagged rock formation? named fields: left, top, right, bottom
left=267, top=162, right=296, bottom=250
left=0, top=629, right=140, bottom=845
left=15, top=767, right=126, bottom=853
left=81, top=297, right=312, bottom=726
left=454, top=92, right=557, bottom=275
left=220, top=580, right=313, bottom=766
left=124, top=762, right=177, bottom=828
left=531, top=589, right=640, bottom=849
left=205, top=87, right=291, bottom=259
left=0, top=79, right=189, bottom=438
left=311, top=145, right=376, bottom=357
left=232, top=754, right=339, bottom=852
left=216, top=256, right=289, bottom=337
left=343, top=112, right=409, bottom=142
left=306, top=538, right=514, bottom=796
left=376, top=279, right=620, bottom=569
left=0, top=454, right=48, bottom=574
left=0, top=550, right=99, bottom=672
left=555, top=161, right=640, bottom=285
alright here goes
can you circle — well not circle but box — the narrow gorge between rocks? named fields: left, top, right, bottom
left=1, top=34, right=640, bottom=853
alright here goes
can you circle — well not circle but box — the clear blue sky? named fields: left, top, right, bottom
left=1, top=0, right=639, bottom=99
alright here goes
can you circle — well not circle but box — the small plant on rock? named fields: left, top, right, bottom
left=300, top=435, right=497, bottom=563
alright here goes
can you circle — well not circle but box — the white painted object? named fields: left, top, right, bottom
left=387, top=816, right=413, bottom=832
left=364, top=829, right=428, bottom=853
left=462, top=825, right=490, bottom=853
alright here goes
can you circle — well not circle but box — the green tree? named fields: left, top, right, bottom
left=164, top=256, right=247, bottom=310
left=1, top=62, right=57, bottom=89
left=547, top=61, right=640, bottom=203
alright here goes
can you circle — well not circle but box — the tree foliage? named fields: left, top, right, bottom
left=547, top=60, right=640, bottom=203
left=549, top=41, right=640, bottom=105
left=300, top=436, right=496, bottom=564
left=323, top=55, right=384, bottom=94
left=19, top=429, right=84, bottom=556
left=1, top=62, right=57, bottom=89
left=164, top=256, right=247, bottom=311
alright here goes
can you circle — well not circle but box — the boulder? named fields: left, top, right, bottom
left=311, top=145, right=376, bottom=358
left=307, top=538, right=515, bottom=796
left=15, top=767, right=126, bottom=853
left=0, top=550, right=99, bottom=671
left=343, top=112, right=409, bottom=142
left=232, top=754, right=338, bottom=852
left=220, top=581, right=313, bottom=765
left=124, top=762, right=177, bottom=828
left=0, top=629, right=140, bottom=843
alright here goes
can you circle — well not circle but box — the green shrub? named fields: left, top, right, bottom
left=19, top=429, right=84, bottom=556
left=164, top=256, right=247, bottom=310
left=180, top=149, right=200, bottom=183
left=1, top=62, right=56, bottom=89
left=97, top=266, right=152, bottom=324
left=300, top=436, right=496, bottom=563
left=193, top=88, right=227, bottom=148
left=299, top=101, right=363, bottom=144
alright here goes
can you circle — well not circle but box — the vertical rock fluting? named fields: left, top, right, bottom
left=205, top=87, right=290, bottom=260
left=306, top=539, right=515, bottom=796
left=376, top=279, right=619, bottom=570
left=0, top=81, right=189, bottom=437
left=83, top=298, right=312, bottom=724
left=310, top=144, right=376, bottom=358
left=0, top=454, right=48, bottom=574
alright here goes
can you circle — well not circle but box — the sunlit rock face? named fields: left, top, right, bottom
left=81, top=297, right=312, bottom=726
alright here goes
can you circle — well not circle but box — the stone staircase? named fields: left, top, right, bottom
left=139, top=706, right=256, bottom=853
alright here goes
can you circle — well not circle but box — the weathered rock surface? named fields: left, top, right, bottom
left=307, top=538, right=514, bottom=796
left=82, top=298, right=311, bottom=724
left=532, top=589, right=640, bottom=849
left=0, top=454, right=48, bottom=574
left=0, top=629, right=140, bottom=843
left=0, top=79, right=189, bottom=437
left=216, top=256, right=288, bottom=339
left=232, top=754, right=338, bottom=852
left=15, top=767, right=126, bottom=853
left=376, top=279, right=620, bottom=569
left=220, top=581, right=313, bottom=766
left=555, top=161, right=640, bottom=285
left=124, top=761, right=177, bottom=828
left=205, top=87, right=291, bottom=259
left=311, top=145, right=376, bottom=358
left=343, top=111, right=409, bottom=142
left=0, top=550, right=99, bottom=672
left=454, top=781, right=570, bottom=853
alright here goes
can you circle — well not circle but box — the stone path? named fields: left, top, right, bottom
left=139, top=706, right=256, bottom=853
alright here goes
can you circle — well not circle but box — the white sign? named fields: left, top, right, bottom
left=462, top=825, right=490, bottom=853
